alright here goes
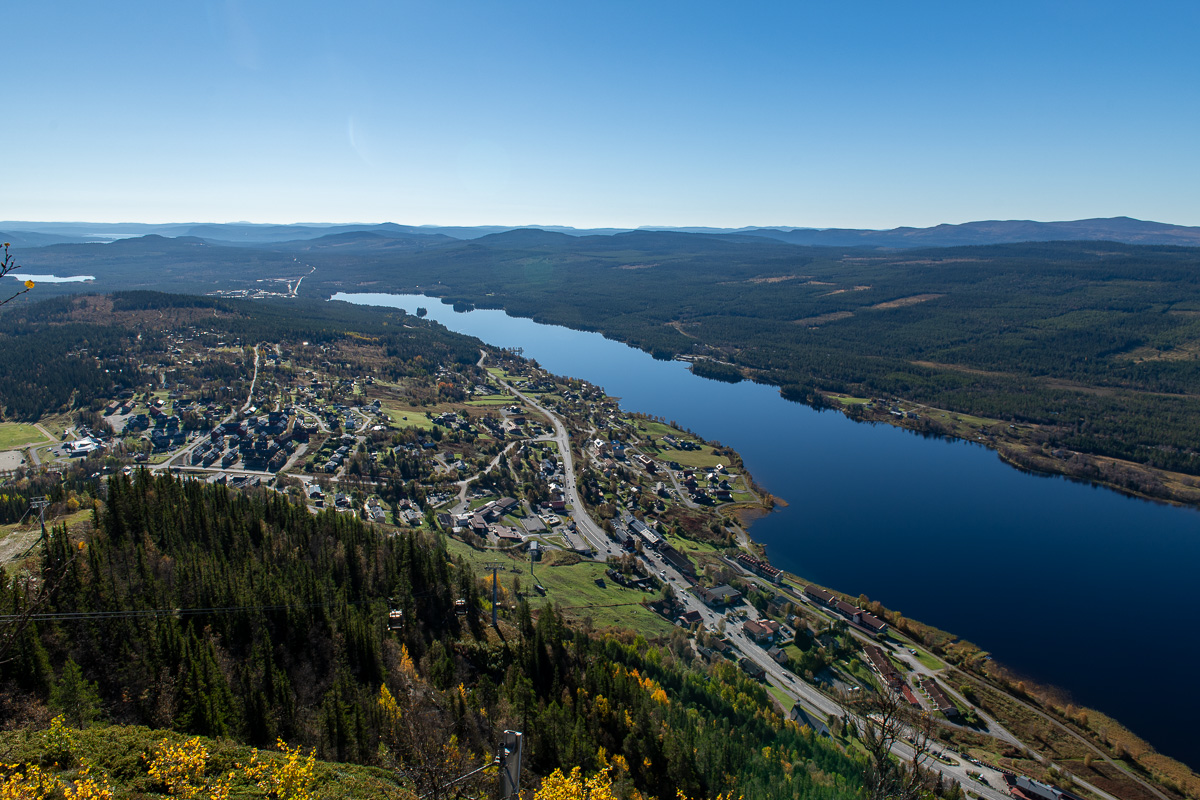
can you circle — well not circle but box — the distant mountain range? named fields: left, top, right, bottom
left=739, top=217, right=1200, bottom=248
left=4, top=216, right=1200, bottom=249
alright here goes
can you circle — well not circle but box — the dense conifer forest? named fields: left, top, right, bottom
left=2, top=473, right=868, bottom=798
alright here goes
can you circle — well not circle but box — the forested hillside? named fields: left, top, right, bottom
left=0, top=292, right=480, bottom=421
left=2, top=473, right=867, bottom=799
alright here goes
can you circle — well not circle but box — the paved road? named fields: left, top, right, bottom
left=450, top=440, right=522, bottom=515
left=483, top=353, right=610, bottom=557
left=241, top=344, right=261, bottom=414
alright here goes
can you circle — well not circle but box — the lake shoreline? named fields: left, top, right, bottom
left=331, top=289, right=1200, bottom=773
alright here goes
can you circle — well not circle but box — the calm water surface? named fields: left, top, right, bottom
left=337, top=292, right=1199, bottom=769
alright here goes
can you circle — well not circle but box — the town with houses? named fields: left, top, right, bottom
left=0, top=304, right=1134, bottom=800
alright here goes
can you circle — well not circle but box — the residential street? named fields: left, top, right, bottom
left=484, top=353, right=610, bottom=556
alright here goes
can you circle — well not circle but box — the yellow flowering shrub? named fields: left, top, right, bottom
left=42, top=716, right=75, bottom=768
left=146, top=737, right=231, bottom=800
left=1, top=763, right=61, bottom=800
left=238, top=740, right=316, bottom=800
left=533, top=764, right=741, bottom=800
left=534, top=766, right=619, bottom=800
left=0, top=762, right=113, bottom=800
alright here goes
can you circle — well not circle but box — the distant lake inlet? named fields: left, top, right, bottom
left=8, top=273, right=95, bottom=283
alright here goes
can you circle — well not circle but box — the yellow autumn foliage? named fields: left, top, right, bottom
left=534, top=766, right=619, bottom=800
left=533, top=765, right=740, bottom=800
left=238, top=740, right=316, bottom=800
left=147, top=737, right=231, bottom=800
left=147, top=735, right=314, bottom=800
left=1, top=761, right=114, bottom=800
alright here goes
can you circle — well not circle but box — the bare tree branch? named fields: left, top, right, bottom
left=0, top=242, right=35, bottom=306
left=841, top=685, right=938, bottom=800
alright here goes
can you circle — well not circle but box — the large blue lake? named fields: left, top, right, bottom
left=337, top=292, right=1198, bottom=769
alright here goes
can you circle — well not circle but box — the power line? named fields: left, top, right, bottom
left=0, top=599, right=362, bottom=624
left=0, top=589, right=447, bottom=625
left=555, top=601, right=648, bottom=612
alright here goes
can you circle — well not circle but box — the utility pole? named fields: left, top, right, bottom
left=497, top=730, right=523, bottom=800
left=483, top=562, right=505, bottom=627
left=29, top=496, right=49, bottom=542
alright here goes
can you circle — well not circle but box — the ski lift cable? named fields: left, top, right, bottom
left=0, top=585, right=450, bottom=625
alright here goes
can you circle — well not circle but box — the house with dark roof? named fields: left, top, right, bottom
left=743, top=619, right=774, bottom=644
left=919, top=678, right=960, bottom=717
left=698, top=585, right=742, bottom=607
left=852, top=609, right=889, bottom=636
left=789, top=704, right=831, bottom=737
left=660, top=544, right=696, bottom=577
left=804, top=585, right=837, bottom=606
left=739, top=658, right=766, bottom=680
left=1003, top=775, right=1087, bottom=800
left=863, top=644, right=903, bottom=690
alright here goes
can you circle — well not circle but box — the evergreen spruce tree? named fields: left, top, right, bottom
left=50, top=658, right=102, bottom=727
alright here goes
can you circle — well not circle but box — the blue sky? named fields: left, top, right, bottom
left=4, top=1, right=1198, bottom=228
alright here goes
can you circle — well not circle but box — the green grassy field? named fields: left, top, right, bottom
left=634, top=419, right=687, bottom=439
left=532, top=559, right=674, bottom=635
left=443, top=537, right=672, bottom=635
left=0, top=422, right=50, bottom=450
left=659, top=446, right=726, bottom=470
left=783, top=643, right=807, bottom=663
left=465, top=395, right=511, bottom=406
left=486, top=366, right=525, bottom=382
left=664, top=532, right=719, bottom=557
left=906, top=646, right=943, bottom=671
left=379, top=404, right=435, bottom=430
left=766, top=683, right=797, bottom=711
left=946, top=411, right=1002, bottom=429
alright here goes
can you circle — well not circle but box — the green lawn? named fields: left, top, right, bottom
left=465, top=396, right=511, bottom=406
left=783, top=643, right=807, bottom=662
left=661, top=446, right=726, bottom=470
left=830, top=394, right=871, bottom=405
left=948, top=411, right=1001, bottom=428
left=532, top=560, right=674, bottom=634
left=443, top=537, right=672, bottom=635
left=486, top=366, right=525, bottom=382
left=0, top=423, right=51, bottom=450
left=766, top=683, right=795, bottom=710
left=634, top=419, right=686, bottom=439
left=906, top=645, right=943, bottom=671
left=379, top=404, right=435, bottom=431
left=665, top=533, right=719, bottom=557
